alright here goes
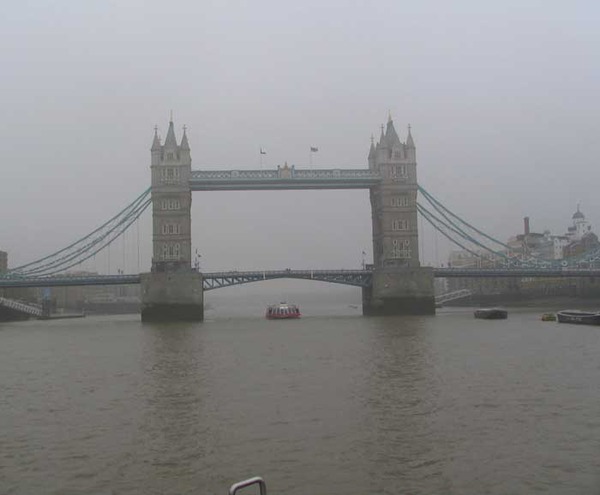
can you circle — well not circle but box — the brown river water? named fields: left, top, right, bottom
left=1, top=288, right=599, bottom=495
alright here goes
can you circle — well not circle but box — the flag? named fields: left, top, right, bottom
left=310, top=147, right=318, bottom=152
left=260, top=148, right=267, bottom=155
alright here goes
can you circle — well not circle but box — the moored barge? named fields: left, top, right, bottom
left=556, top=310, right=600, bottom=325
left=474, top=308, right=508, bottom=320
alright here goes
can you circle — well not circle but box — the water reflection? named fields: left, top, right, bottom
left=133, top=323, right=212, bottom=494
left=359, top=316, right=451, bottom=493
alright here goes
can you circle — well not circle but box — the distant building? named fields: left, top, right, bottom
left=563, top=206, right=599, bottom=259
left=506, top=231, right=557, bottom=260
left=450, top=210, right=600, bottom=267
left=0, top=250, right=7, bottom=272
left=448, top=249, right=501, bottom=269
left=566, top=205, right=591, bottom=241
left=505, top=217, right=566, bottom=261
left=446, top=208, right=600, bottom=298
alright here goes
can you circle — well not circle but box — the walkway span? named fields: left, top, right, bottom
left=203, top=269, right=372, bottom=290
left=190, top=168, right=381, bottom=191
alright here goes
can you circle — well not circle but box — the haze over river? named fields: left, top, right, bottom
left=1, top=286, right=599, bottom=494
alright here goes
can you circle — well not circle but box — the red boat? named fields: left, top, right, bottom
left=266, top=302, right=301, bottom=319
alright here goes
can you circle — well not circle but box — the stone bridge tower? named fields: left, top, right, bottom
left=141, top=120, right=203, bottom=322
left=363, top=116, right=435, bottom=315
left=150, top=120, right=192, bottom=271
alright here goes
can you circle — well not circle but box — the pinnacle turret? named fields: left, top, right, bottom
left=368, top=135, right=376, bottom=159
left=180, top=126, right=190, bottom=150
left=151, top=126, right=161, bottom=151
left=164, top=120, right=178, bottom=149
left=384, top=117, right=401, bottom=147
left=406, top=124, right=415, bottom=148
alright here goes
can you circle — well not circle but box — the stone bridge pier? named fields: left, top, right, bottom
left=141, top=270, right=203, bottom=322
left=362, top=268, right=435, bottom=315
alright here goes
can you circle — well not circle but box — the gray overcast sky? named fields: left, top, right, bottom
left=1, top=0, right=599, bottom=273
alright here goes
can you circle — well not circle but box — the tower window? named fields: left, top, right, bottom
left=160, top=167, right=180, bottom=183
left=392, top=239, right=411, bottom=259
left=389, top=164, right=407, bottom=179
left=162, top=242, right=181, bottom=260
left=392, top=219, right=409, bottom=231
left=391, top=195, right=410, bottom=207
left=162, top=223, right=181, bottom=235
left=160, top=199, right=181, bottom=210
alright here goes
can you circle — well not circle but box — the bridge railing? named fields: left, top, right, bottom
left=190, top=168, right=380, bottom=181
left=435, top=289, right=472, bottom=304
left=204, top=269, right=370, bottom=277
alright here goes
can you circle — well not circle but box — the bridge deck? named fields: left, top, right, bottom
left=2, top=268, right=600, bottom=289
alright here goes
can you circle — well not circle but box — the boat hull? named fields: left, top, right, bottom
left=266, top=313, right=301, bottom=320
left=474, top=308, right=508, bottom=320
left=556, top=311, right=600, bottom=325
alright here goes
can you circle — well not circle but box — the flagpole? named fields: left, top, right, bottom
left=259, top=146, right=267, bottom=168
left=309, top=146, right=318, bottom=168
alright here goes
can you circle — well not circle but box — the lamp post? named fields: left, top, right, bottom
left=194, top=250, right=201, bottom=271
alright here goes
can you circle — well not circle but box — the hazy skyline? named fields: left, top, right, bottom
left=2, top=0, right=599, bottom=274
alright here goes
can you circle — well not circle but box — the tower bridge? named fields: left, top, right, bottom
left=140, top=115, right=429, bottom=321
left=5, top=115, right=597, bottom=321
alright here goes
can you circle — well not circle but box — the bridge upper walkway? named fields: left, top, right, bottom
left=189, top=168, right=381, bottom=191
left=2, top=267, right=600, bottom=290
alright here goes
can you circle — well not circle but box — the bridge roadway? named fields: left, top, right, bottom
left=2, top=267, right=600, bottom=290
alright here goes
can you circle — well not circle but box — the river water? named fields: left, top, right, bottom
left=1, top=287, right=600, bottom=495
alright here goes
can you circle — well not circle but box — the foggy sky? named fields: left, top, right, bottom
left=2, top=0, right=599, bottom=274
